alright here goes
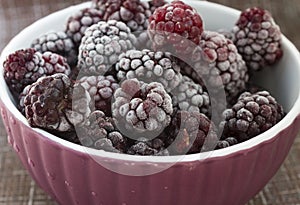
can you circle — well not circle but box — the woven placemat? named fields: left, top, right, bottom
left=0, top=0, right=299, bottom=204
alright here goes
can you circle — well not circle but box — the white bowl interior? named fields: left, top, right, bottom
left=1, top=0, right=300, bottom=163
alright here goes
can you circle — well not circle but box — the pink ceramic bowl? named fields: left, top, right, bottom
left=1, top=1, right=300, bottom=205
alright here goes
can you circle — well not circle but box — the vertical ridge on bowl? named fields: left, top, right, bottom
left=38, top=138, right=61, bottom=203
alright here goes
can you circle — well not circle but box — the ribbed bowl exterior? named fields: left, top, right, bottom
left=1, top=99, right=300, bottom=205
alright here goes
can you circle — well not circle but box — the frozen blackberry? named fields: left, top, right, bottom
left=76, top=111, right=127, bottom=153
left=65, top=8, right=104, bottom=47
left=91, top=0, right=152, bottom=32
left=232, top=7, right=283, bottom=71
left=215, top=137, right=238, bottom=149
left=3, top=49, right=70, bottom=98
left=198, top=31, right=249, bottom=100
left=115, top=49, right=182, bottom=92
left=77, top=20, right=137, bottom=75
left=164, top=111, right=218, bottom=155
left=127, top=137, right=169, bottom=156
left=220, top=91, right=284, bottom=142
left=41, top=51, right=71, bottom=75
left=23, top=73, right=91, bottom=133
left=75, top=75, right=119, bottom=115
left=31, top=31, right=77, bottom=66
left=23, top=74, right=74, bottom=132
left=172, top=76, right=210, bottom=116
left=112, top=78, right=173, bottom=139
left=148, top=1, right=203, bottom=55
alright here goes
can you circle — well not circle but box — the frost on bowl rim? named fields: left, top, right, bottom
left=0, top=0, right=300, bottom=163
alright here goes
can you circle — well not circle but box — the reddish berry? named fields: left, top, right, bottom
left=148, top=1, right=203, bottom=55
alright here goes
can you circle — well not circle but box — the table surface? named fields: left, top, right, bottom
left=0, top=0, right=300, bottom=204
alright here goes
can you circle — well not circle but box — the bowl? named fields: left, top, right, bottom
left=1, top=1, right=300, bottom=205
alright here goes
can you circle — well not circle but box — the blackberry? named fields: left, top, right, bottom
left=91, top=0, right=152, bottom=33
left=77, top=20, right=137, bottom=75
left=31, top=31, right=77, bottom=66
left=23, top=74, right=74, bottom=132
left=172, top=76, right=210, bottom=116
left=115, top=49, right=182, bottom=92
left=112, top=78, right=173, bottom=139
left=76, top=110, right=127, bottom=153
left=75, top=75, right=119, bottom=115
left=232, top=7, right=283, bottom=71
left=127, top=137, right=169, bottom=156
left=41, top=52, right=71, bottom=75
left=164, top=110, right=218, bottom=155
left=65, top=8, right=105, bottom=47
left=220, top=91, right=284, bottom=142
left=148, top=1, right=203, bottom=55
left=3, top=49, right=70, bottom=98
left=215, top=137, right=238, bottom=149
left=23, top=73, right=91, bottom=133
left=198, top=31, right=249, bottom=100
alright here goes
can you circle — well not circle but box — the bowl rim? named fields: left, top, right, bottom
left=1, top=0, right=300, bottom=163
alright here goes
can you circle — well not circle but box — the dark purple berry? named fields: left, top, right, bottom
left=233, top=7, right=283, bottom=71
left=3, top=49, right=71, bottom=98
left=76, top=110, right=127, bottom=153
left=220, top=90, right=284, bottom=142
left=65, top=8, right=105, bottom=47
left=164, top=110, right=218, bottom=155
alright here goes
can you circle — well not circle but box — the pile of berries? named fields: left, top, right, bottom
left=3, top=0, right=285, bottom=155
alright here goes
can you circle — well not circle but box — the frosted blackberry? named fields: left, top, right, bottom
left=65, top=8, right=104, bottom=47
left=112, top=79, right=173, bottom=139
left=23, top=74, right=74, bottom=132
left=172, top=76, right=210, bottom=116
left=91, top=0, right=152, bottom=32
left=77, top=20, right=137, bottom=75
left=42, top=52, right=71, bottom=75
left=148, top=1, right=203, bottom=55
left=232, top=7, right=283, bottom=71
left=220, top=91, right=284, bottom=142
left=164, top=111, right=218, bottom=155
left=199, top=31, right=249, bottom=100
left=75, top=75, right=119, bottom=115
left=23, top=74, right=91, bottom=133
left=3, top=49, right=70, bottom=98
left=127, top=137, right=169, bottom=156
left=216, top=137, right=238, bottom=149
left=115, top=49, right=182, bottom=92
left=31, top=31, right=77, bottom=66
left=76, top=111, right=127, bottom=153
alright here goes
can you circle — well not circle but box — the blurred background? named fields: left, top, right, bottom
left=0, top=0, right=299, bottom=204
